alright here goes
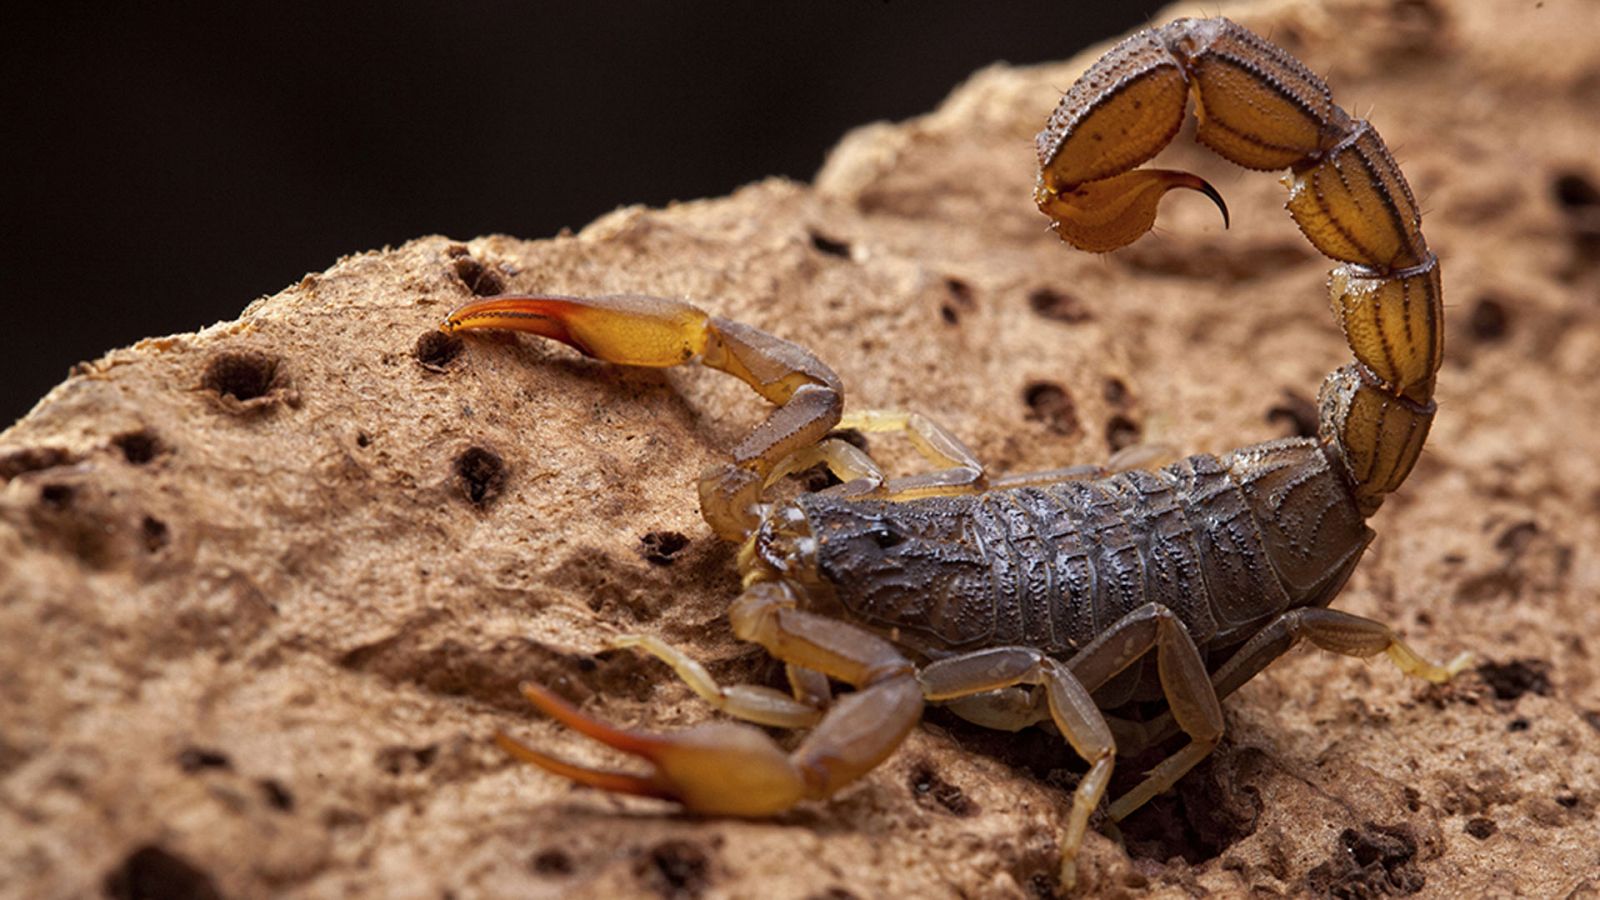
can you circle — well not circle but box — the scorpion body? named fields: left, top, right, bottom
left=777, top=439, right=1369, bottom=692
left=443, top=18, right=1467, bottom=888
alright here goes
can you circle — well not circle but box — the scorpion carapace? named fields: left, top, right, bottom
left=442, top=18, right=1467, bottom=889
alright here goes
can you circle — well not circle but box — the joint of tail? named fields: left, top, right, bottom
left=1318, top=364, right=1436, bottom=516
left=1305, top=118, right=1371, bottom=169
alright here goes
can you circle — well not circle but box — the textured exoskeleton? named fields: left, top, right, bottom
left=443, top=18, right=1467, bottom=889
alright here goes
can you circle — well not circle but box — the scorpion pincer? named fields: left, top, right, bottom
left=441, top=18, right=1469, bottom=888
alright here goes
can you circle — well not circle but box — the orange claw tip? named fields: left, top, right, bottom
left=440, top=295, right=587, bottom=350
left=516, top=681, right=669, bottom=758
left=493, top=731, right=675, bottom=800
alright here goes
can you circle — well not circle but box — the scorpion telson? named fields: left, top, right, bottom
left=443, top=18, right=1469, bottom=889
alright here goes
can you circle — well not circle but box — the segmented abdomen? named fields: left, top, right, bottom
left=803, top=437, right=1372, bottom=658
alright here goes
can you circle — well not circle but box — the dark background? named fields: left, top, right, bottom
left=3, top=3, right=1149, bottom=428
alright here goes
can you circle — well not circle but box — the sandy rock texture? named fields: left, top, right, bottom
left=5, top=0, right=1600, bottom=896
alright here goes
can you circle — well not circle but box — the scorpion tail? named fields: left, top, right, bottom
left=1036, top=17, right=1441, bottom=515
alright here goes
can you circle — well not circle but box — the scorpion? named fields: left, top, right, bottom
left=441, top=18, right=1468, bottom=887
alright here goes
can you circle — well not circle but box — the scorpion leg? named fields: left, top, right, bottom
left=990, top=442, right=1181, bottom=490
left=1058, top=604, right=1226, bottom=824
left=787, top=663, right=833, bottom=706
left=835, top=409, right=987, bottom=498
left=1122, top=608, right=1471, bottom=756
left=920, top=602, right=1228, bottom=887
left=443, top=293, right=847, bottom=540
left=500, top=581, right=925, bottom=816
left=919, top=647, right=1116, bottom=888
left=764, top=437, right=885, bottom=496
left=609, top=634, right=823, bottom=728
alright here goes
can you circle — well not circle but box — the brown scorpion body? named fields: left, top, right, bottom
left=442, top=18, right=1467, bottom=888
left=784, top=440, right=1369, bottom=690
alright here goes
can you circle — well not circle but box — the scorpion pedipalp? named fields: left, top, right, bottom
left=444, top=292, right=847, bottom=539
left=497, top=682, right=810, bottom=815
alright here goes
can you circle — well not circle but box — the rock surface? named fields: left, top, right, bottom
left=5, top=0, right=1600, bottom=896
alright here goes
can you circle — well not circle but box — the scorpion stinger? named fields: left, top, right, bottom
left=446, top=17, right=1470, bottom=892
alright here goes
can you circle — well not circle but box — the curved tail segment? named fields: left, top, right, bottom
left=1035, top=17, right=1441, bottom=516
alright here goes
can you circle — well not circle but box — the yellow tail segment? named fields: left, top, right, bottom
left=1035, top=17, right=1441, bottom=515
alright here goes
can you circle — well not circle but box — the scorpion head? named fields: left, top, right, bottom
left=780, top=493, right=991, bottom=645
left=749, top=501, right=821, bottom=581
left=749, top=495, right=961, bottom=601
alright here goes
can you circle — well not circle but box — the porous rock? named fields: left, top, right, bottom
left=4, top=0, right=1599, bottom=896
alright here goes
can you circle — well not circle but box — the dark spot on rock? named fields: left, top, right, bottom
left=1507, top=716, right=1529, bottom=732
left=416, top=329, right=464, bottom=371
left=0, top=446, right=76, bottom=481
left=258, top=778, right=294, bottom=811
left=1468, top=295, right=1510, bottom=342
left=636, top=839, right=711, bottom=899
left=1106, top=414, right=1140, bottom=451
left=452, top=254, right=505, bottom=296
left=1477, top=658, right=1553, bottom=701
left=1267, top=389, right=1320, bottom=439
left=201, top=350, right=280, bottom=403
left=1403, top=786, right=1422, bottom=813
left=1454, top=567, right=1520, bottom=605
left=140, top=516, right=170, bottom=553
left=1554, top=172, right=1600, bottom=211
left=454, top=446, right=506, bottom=507
left=356, top=431, right=372, bottom=448
left=1554, top=171, right=1600, bottom=263
left=941, top=278, right=977, bottom=324
left=1120, top=745, right=1264, bottom=867
left=831, top=428, right=869, bottom=453
left=113, top=430, right=162, bottom=465
left=376, top=744, right=438, bottom=776
left=531, top=848, right=574, bottom=876
left=639, top=531, right=690, bottom=566
left=806, top=889, right=861, bottom=900
left=809, top=230, right=851, bottom=258
left=795, top=464, right=838, bottom=492
left=103, top=845, right=223, bottom=900
left=794, top=428, right=869, bottom=492
left=1023, top=382, right=1082, bottom=437
left=1305, top=823, right=1425, bottom=897
left=1556, top=793, right=1580, bottom=809
left=176, top=747, right=232, bottom=772
left=1494, top=520, right=1540, bottom=557
left=1583, top=710, right=1600, bottom=734
left=1464, top=817, right=1497, bottom=840
left=1027, top=287, right=1091, bottom=323
left=1103, top=377, right=1129, bottom=407
left=909, top=760, right=978, bottom=817
left=40, top=483, right=75, bottom=509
